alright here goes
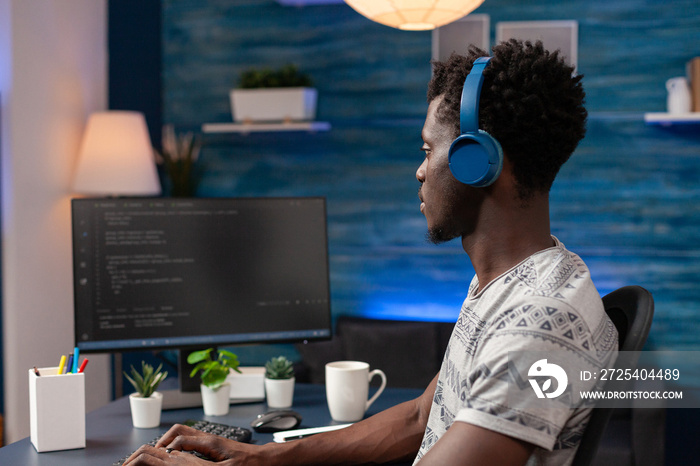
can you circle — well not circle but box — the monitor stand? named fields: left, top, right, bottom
left=161, top=389, right=205, bottom=410
left=160, top=348, right=207, bottom=410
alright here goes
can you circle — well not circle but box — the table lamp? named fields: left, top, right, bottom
left=72, top=111, right=162, bottom=196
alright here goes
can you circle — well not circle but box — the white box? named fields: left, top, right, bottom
left=29, top=367, right=86, bottom=452
left=227, top=366, right=265, bottom=401
left=496, top=21, right=579, bottom=72
left=432, top=14, right=490, bottom=62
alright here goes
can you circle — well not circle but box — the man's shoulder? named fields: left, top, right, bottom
left=492, top=244, right=615, bottom=353
left=483, top=293, right=615, bottom=355
left=503, top=242, right=593, bottom=300
left=461, top=241, right=617, bottom=361
left=476, top=242, right=601, bottom=324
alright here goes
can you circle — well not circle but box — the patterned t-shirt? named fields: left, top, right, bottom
left=414, top=237, right=618, bottom=466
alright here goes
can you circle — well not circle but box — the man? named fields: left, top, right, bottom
left=126, top=39, right=617, bottom=466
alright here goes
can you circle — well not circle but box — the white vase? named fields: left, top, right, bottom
left=229, top=88, right=317, bottom=123
left=200, top=382, right=231, bottom=416
left=265, top=377, right=295, bottom=409
left=129, top=392, right=163, bottom=428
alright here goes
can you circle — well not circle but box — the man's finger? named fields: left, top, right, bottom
left=165, top=435, right=207, bottom=453
left=124, top=444, right=169, bottom=465
left=154, top=424, right=199, bottom=448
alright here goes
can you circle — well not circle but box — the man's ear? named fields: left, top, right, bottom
left=483, top=153, right=513, bottom=191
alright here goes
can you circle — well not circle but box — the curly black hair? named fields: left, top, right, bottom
left=427, top=39, right=587, bottom=201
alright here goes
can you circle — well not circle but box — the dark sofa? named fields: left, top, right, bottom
left=296, top=315, right=454, bottom=388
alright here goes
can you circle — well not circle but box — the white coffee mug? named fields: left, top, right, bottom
left=325, top=361, right=387, bottom=422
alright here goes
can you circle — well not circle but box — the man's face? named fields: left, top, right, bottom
left=416, top=96, right=481, bottom=244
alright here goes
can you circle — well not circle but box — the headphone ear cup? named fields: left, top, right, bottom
left=448, top=130, right=503, bottom=187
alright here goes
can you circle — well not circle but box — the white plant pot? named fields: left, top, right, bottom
left=265, top=377, right=295, bottom=409
left=129, top=392, right=163, bottom=429
left=230, top=87, right=317, bottom=123
left=200, top=382, right=231, bottom=416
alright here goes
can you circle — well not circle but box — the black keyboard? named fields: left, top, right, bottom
left=112, top=419, right=252, bottom=465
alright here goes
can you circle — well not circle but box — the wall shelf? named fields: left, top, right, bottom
left=643, top=112, right=700, bottom=126
left=202, top=121, right=331, bottom=134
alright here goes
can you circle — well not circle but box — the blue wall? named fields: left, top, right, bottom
left=161, top=0, right=700, bottom=352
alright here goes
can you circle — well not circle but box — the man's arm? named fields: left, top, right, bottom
left=416, top=421, right=534, bottom=466
left=125, top=374, right=439, bottom=465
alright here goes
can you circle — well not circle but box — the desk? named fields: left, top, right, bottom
left=0, top=384, right=422, bottom=465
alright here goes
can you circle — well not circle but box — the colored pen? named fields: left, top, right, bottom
left=66, top=354, right=74, bottom=374
left=57, top=355, right=67, bottom=375
left=77, top=358, right=89, bottom=373
left=72, top=347, right=80, bottom=373
left=33, top=366, right=41, bottom=377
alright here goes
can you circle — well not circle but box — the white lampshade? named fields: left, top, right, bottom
left=344, top=0, right=485, bottom=30
left=73, top=111, right=162, bottom=196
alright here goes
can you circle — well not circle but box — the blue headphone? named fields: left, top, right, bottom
left=448, top=56, right=503, bottom=187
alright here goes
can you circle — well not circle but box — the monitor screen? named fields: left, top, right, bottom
left=72, top=197, right=332, bottom=353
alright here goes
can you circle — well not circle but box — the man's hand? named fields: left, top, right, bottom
left=123, top=374, right=438, bottom=466
left=124, top=424, right=259, bottom=465
left=123, top=444, right=216, bottom=465
left=155, top=424, right=232, bottom=459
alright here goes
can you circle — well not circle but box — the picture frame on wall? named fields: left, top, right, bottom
left=432, top=14, right=490, bottom=62
left=496, top=20, right=578, bottom=72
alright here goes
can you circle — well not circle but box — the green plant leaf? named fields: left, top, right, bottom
left=238, top=64, right=313, bottom=89
left=123, top=371, right=139, bottom=392
left=187, top=348, right=213, bottom=364
left=219, top=349, right=237, bottom=361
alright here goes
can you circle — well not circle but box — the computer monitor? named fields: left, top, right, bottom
left=72, top=197, right=331, bottom=407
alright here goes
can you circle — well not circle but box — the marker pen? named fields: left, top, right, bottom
left=72, top=347, right=80, bottom=373
left=57, top=355, right=67, bottom=375
left=33, top=366, right=41, bottom=377
left=78, top=359, right=89, bottom=373
left=66, top=354, right=74, bottom=374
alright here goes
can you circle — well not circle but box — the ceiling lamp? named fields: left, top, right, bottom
left=344, top=0, right=485, bottom=31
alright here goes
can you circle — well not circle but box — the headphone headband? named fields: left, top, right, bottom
left=460, top=56, right=491, bottom=134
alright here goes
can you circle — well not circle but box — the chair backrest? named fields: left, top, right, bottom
left=601, top=286, right=655, bottom=352
left=571, top=285, right=654, bottom=466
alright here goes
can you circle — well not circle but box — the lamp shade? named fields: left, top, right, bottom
left=73, top=111, right=161, bottom=196
left=344, top=0, right=485, bottom=30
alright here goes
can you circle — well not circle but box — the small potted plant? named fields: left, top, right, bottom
left=124, top=361, right=168, bottom=428
left=264, top=356, right=295, bottom=409
left=229, top=64, right=317, bottom=123
left=188, top=348, right=241, bottom=416
left=155, top=124, right=202, bottom=197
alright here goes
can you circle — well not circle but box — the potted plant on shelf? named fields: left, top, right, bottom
left=188, top=348, right=241, bottom=416
left=155, top=124, right=202, bottom=197
left=264, top=356, right=295, bottom=409
left=124, top=361, right=168, bottom=428
left=230, top=64, right=317, bottom=123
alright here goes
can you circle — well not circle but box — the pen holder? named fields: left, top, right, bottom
left=28, top=367, right=86, bottom=452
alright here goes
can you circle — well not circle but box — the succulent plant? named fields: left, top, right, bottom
left=265, top=356, right=295, bottom=380
left=154, top=124, right=201, bottom=197
left=123, top=361, right=168, bottom=398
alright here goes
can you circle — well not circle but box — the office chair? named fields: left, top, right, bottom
left=571, top=285, right=655, bottom=466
